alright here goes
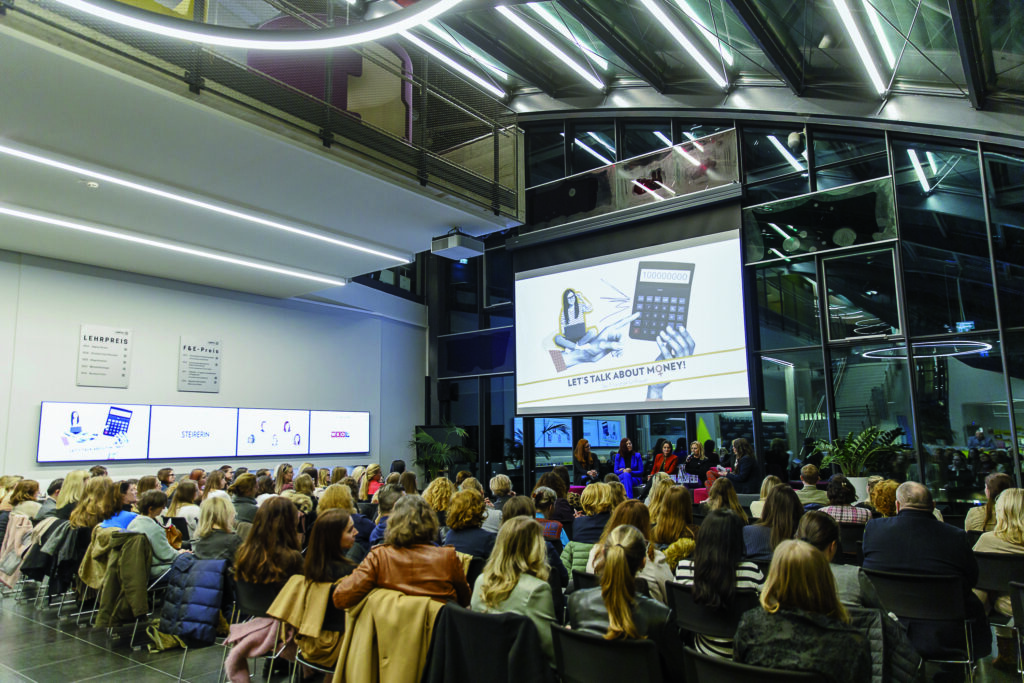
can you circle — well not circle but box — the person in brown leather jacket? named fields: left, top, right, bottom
left=333, top=495, right=471, bottom=608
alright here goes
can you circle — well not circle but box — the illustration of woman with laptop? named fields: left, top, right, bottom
left=554, top=289, right=596, bottom=349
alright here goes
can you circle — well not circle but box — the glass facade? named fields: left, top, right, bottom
left=428, top=119, right=1024, bottom=510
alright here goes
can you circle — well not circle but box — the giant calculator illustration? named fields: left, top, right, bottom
left=102, top=406, right=133, bottom=437
left=630, top=261, right=695, bottom=341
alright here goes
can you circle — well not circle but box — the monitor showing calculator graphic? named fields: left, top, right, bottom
left=102, top=406, right=133, bottom=436
left=630, top=262, right=695, bottom=340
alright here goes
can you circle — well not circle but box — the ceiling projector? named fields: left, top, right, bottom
left=431, top=231, right=484, bottom=260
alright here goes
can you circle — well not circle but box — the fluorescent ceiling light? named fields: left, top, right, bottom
left=672, top=0, right=733, bottom=66
left=831, top=0, right=887, bottom=95
left=496, top=5, right=604, bottom=90
left=422, top=21, right=509, bottom=80
left=768, top=222, right=790, bottom=239
left=654, top=181, right=677, bottom=196
left=525, top=2, right=609, bottom=70
left=907, top=149, right=931, bottom=193
left=861, top=0, right=895, bottom=69
left=770, top=248, right=792, bottom=262
left=925, top=151, right=939, bottom=175
left=574, top=138, right=613, bottom=165
left=763, top=356, right=794, bottom=367
left=652, top=131, right=673, bottom=148
left=586, top=132, right=616, bottom=155
left=767, top=135, right=805, bottom=172
left=638, top=0, right=727, bottom=89
left=45, top=0, right=464, bottom=50
left=0, top=204, right=346, bottom=287
left=0, top=143, right=409, bottom=263
left=400, top=31, right=506, bottom=98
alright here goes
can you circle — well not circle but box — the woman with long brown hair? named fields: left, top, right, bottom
left=650, top=486, right=700, bottom=569
left=69, top=476, right=121, bottom=529
left=586, top=500, right=673, bottom=603
left=613, top=438, right=644, bottom=499
left=743, top=484, right=802, bottom=564
left=702, top=477, right=748, bottom=523
left=734, top=540, right=870, bottom=682
left=165, top=479, right=201, bottom=538
left=573, top=438, right=600, bottom=485
left=234, top=496, right=304, bottom=586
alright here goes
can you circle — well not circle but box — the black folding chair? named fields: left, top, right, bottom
left=465, top=557, right=487, bottom=591
left=862, top=569, right=976, bottom=682
left=229, top=579, right=290, bottom=681
left=683, top=646, right=821, bottom=682
left=666, top=582, right=759, bottom=641
left=572, top=570, right=599, bottom=591
left=1007, top=581, right=1024, bottom=674
left=837, top=523, right=865, bottom=565
left=291, top=599, right=346, bottom=681
left=975, top=553, right=1024, bottom=629
left=966, top=530, right=984, bottom=548
left=552, top=626, right=662, bottom=683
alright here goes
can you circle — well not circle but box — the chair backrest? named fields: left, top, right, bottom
left=683, top=646, right=821, bottom=683
left=974, top=552, right=1024, bottom=593
left=837, top=523, right=865, bottom=565
left=667, top=583, right=759, bottom=639
left=861, top=569, right=966, bottom=621
left=322, top=600, right=346, bottom=632
left=234, top=579, right=286, bottom=618
left=1009, top=581, right=1024, bottom=634
left=572, top=570, right=599, bottom=591
left=357, top=502, right=378, bottom=519
left=465, top=557, right=486, bottom=590
left=552, top=626, right=662, bottom=683
left=966, top=530, right=983, bottom=548
left=168, top=517, right=190, bottom=542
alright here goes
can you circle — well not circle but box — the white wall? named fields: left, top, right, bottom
left=0, top=251, right=426, bottom=483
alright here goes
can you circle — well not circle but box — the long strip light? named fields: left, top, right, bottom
left=496, top=5, right=604, bottom=90
left=907, top=149, right=931, bottom=193
left=525, top=2, right=609, bottom=70
left=401, top=31, right=506, bottom=98
left=574, top=138, right=613, bottom=165
left=767, top=135, right=805, bottom=172
left=45, top=0, right=464, bottom=50
left=926, top=151, right=939, bottom=175
left=422, top=21, right=510, bottom=80
left=0, top=143, right=409, bottom=263
left=638, top=0, right=727, bottom=89
left=587, top=132, right=616, bottom=155
left=830, top=0, right=887, bottom=95
left=0, top=204, right=347, bottom=287
left=652, top=131, right=673, bottom=148
left=861, top=0, right=895, bottom=69
left=768, top=222, right=791, bottom=240
left=632, top=180, right=666, bottom=201
left=673, top=146, right=702, bottom=167
left=672, top=0, right=733, bottom=66
left=770, top=248, right=792, bottom=262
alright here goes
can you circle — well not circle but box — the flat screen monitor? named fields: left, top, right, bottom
left=309, top=411, right=370, bottom=454
left=148, top=405, right=239, bottom=460
left=237, top=408, right=310, bottom=457
left=582, top=418, right=622, bottom=448
left=37, top=401, right=151, bottom=462
left=515, top=230, right=749, bottom=415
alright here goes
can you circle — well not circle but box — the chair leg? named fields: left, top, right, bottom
left=177, top=645, right=188, bottom=682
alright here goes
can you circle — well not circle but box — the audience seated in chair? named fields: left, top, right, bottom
left=795, top=511, right=880, bottom=609
left=972, top=487, right=1024, bottom=671
left=445, top=489, right=497, bottom=559
left=742, top=485, right=802, bottom=564
left=191, top=496, right=242, bottom=563
left=586, top=500, right=672, bottom=604
left=126, top=490, right=185, bottom=579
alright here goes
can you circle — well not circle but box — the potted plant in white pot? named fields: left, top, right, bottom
left=813, top=426, right=905, bottom=501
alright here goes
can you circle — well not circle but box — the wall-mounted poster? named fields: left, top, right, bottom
left=178, top=336, right=221, bottom=393
left=77, top=324, right=132, bottom=388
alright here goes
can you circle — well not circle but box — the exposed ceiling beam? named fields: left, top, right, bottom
left=947, top=0, right=990, bottom=110
left=556, top=0, right=668, bottom=93
left=723, top=0, right=804, bottom=95
left=439, top=15, right=563, bottom=97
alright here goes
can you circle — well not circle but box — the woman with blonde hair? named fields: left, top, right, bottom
left=645, top=474, right=673, bottom=521
left=444, top=490, right=496, bottom=558
left=422, top=476, right=456, bottom=527
left=587, top=500, right=673, bottom=603
left=359, top=464, right=382, bottom=501
left=568, top=525, right=682, bottom=679
left=350, top=465, right=366, bottom=494
left=966, top=472, right=1013, bottom=532
left=869, top=479, right=899, bottom=517
left=703, top=477, right=748, bottom=523
left=472, top=517, right=556, bottom=664
left=274, top=463, right=294, bottom=494
left=228, top=473, right=259, bottom=524
left=973, top=487, right=1024, bottom=670
left=283, top=473, right=315, bottom=514
left=53, top=470, right=89, bottom=520
left=192, top=495, right=242, bottom=562
left=573, top=482, right=616, bottom=542
left=651, top=486, right=700, bottom=569
left=69, top=476, right=121, bottom=529
left=734, top=540, right=870, bottom=682
left=750, top=475, right=783, bottom=519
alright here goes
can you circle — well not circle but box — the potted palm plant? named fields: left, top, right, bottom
left=410, top=423, right=475, bottom=482
left=813, top=426, right=905, bottom=500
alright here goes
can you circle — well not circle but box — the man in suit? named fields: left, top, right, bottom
left=862, top=481, right=990, bottom=663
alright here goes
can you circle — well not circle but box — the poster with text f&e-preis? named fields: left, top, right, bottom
left=514, top=231, right=749, bottom=415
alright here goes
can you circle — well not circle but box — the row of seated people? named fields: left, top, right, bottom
left=2, top=465, right=1020, bottom=680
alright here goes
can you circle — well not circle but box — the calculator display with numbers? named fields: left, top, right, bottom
left=102, top=406, right=133, bottom=437
left=629, top=261, right=695, bottom=341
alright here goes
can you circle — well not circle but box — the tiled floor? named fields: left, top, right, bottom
left=1, top=584, right=1021, bottom=682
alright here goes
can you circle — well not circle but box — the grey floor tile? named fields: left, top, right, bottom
left=75, top=664, right=179, bottom=682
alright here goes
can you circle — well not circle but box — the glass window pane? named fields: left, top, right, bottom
left=761, top=350, right=828, bottom=479
left=755, top=259, right=822, bottom=349
left=743, top=177, right=896, bottom=263
left=816, top=155, right=890, bottom=191
left=484, top=248, right=512, bottom=307
left=823, top=249, right=901, bottom=340
left=694, top=411, right=754, bottom=464
left=985, top=148, right=1024, bottom=328
left=571, top=122, right=616, bottom=174
left=488, top=376, right=524, bottom=495
left=912, top=334, right=1007, bottom=504
left=447, top=258, right=479, bottom=334
left=525, top=123, right=565, bottom=188
left=829, top=344, right=913, bottom=481
left=892, top=139, right=995, bottom=336
left=1002, top=331, right=1024, bottom=461
left=742, top=125, right=809, bottom=184
left=813, top=130, right=886, bottom=167
left=621, top=120, right=673, bottom=160
left=745, top=176, right=810, bottom=206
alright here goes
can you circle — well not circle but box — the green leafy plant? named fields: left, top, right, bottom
left=410, top=423, right=475, bottom=481
left=815, top=426, right=905, bottom=477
